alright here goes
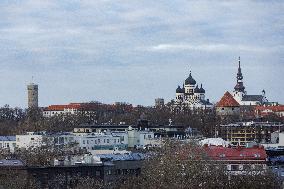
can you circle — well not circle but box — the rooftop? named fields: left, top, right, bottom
left=216, top=91, right=240, bottom=107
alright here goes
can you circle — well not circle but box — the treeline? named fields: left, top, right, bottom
left=0, top=104, right=282, bottom=137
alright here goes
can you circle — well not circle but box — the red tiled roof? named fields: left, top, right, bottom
left=255, top=105, right=284, bottom=113
left=44, top=102, right=134, bottom=112
left=216, top=91, right=240, bottom=107
left=204, top=146, right=267, bottom=161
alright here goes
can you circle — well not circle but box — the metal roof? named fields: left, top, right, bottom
left=242, top=95, right=263, bottom=102
left=97, top=153, right=146, bottom=161
left=0, top=159, right=25, bottom=166
left=0, top=136, right=16, bottom=141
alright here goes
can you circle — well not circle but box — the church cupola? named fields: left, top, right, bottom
left=185, top=71, right=196, bottom=85
left=194, top=84, right=200, bottom=93
left=199, top=84, right=205, bottom=94
left=176, top=85, right=183, bottom=93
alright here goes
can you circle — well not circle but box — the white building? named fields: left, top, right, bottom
left=16, top=132, right=76, bottom=149
left=16, top=132, right=44, bottom=149
left=0, top=136, right=16, bottom=152
left=75, top=132, right=126, bottom=151
left=128, top=128, right=155, bottom=148
left=232, top=57, right=268, bottom=106
left=174, top=71, right=213, bottom=110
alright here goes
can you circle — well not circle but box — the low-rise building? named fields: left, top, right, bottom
left=16, top=132, right=44, bottom=149
left=75, top=133, right=127, bottom=151
left=204, top=145, right=267, bottom=175
left=218, top=121, right=284, bottom=146
left=0, top=136, right=16, bottom=152
left=255, top=105, right=284, bottom=118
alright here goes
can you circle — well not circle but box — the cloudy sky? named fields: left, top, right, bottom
left=0, top=0, right=283, bottom=107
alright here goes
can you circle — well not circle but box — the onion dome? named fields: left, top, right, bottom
left=176, top=85, right=183, bottom=93
left=194, top=85, right=200, bottom=93
left=199, top=84, right=205, bottom=93
left=185, top=71, right=196, bottom=85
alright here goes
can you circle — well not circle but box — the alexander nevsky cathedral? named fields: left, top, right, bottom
left=174, top=71, right=213, bottom=110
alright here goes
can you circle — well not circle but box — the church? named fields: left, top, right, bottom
left=174, top=71, right=213, bottom=110
left=232, top=57, right=268, bottom=106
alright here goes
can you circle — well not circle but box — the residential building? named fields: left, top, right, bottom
left=0, top=136, right=16, bottom=152
left=219, top=122, right=284, bottom=146
left=43, top=102, right=133, bottom=117
left=75, top=133, right=127, bottom=151
left=204, top=145, right=267, bottom=175
left=255, top=105, right=284, bottom=118
left=16, top=132, right=44, bottom=149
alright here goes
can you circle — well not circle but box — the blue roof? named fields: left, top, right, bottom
left=0, top=159, right=25, bottom=166
left=269, top=156, right=284, bottom=162
left=0, top=136, right=16, bottom=141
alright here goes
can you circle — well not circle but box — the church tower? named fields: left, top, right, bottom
left=233, top=57, right=246, bottom=104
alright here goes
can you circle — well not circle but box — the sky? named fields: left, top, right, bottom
left=0, top=0, right=283, bottom=108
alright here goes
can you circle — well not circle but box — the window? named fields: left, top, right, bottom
left=231, top=165, right=239, bottom=171
left=107, top=170, right=112, bottom=175
left=95, top=171, right=101, bottom=176
left=107, top=139, right=109, bottom=143
left=221, top=108, right=224, bottom=110
left=98, top=139, right=100, bottom=143
left=243, top=164, right=250, bottom=171
left=114, top=139, right=116, bottom=143
left=83, top=140, right=85, bottom=144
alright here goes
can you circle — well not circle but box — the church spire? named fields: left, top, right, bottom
left=234, top=56, right=245, bottom=93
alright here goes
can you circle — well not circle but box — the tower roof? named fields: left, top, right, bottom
left=199, top=84, right=205, bottom=93
left=216, top=91, right=240, bottom=107
left=185, top=71, right=196, bottom=85
left=194, top=84, right=200, bottom=93
left=234, top=57, right=245, bottom=92
left=176, top=85, right=184, bottom=93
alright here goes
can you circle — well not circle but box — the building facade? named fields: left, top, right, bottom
left=219, top=122, right=284, bottom=146
left=174, top=71, right=213, bottom=110
left=27, top=83, right=38, bottom=108
left=216, top=91, right=240, bottom=116
left=0, top=136, right=16, bottom=153
left=232, top=57, right=268, bottom=106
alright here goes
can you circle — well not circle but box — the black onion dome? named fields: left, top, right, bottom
left=176, top=85, right=183, bottom=93
left=185, top=72, right=196, bottom=85
left=194, top=85, right=200, bottom=93
left=199, top=84, right=205, bottom=93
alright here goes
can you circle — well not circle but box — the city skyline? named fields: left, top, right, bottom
left=0, top=1, right=283, bottom=107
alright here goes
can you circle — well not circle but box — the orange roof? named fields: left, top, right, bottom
left=216, top=91, right=240, bottom=107
left=255, top=105, right=284, bottom=112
